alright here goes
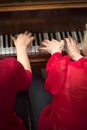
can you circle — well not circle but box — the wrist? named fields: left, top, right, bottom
left=16, top=47, right=27, bottom=53
left=71, top=54, right=83, bottom=61
left=51, top=50, right=62, bottom=55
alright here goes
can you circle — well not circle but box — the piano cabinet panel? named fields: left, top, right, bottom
left=0, top=8, right=87, bottom=34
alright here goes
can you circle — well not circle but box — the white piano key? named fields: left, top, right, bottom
left=27, top=42, right=34, bottom=54
left=1, top=35, right=5, bottom=55
left=13, top=47, right=16, bottom=54
left=30, top=40, right=36, bottom=53
left=34, top=33, right=39, bottom=53
left=27, top=45, right=32, bottom=53
left=5, top=35, right=10, bottom=54
left=31, top=45, right=36, bottom=53
left=38, top=33, right=42, bottom=42
left=0, top=36, right=2, bottom=55
left=55, top=32, right=59, bottom=40
left=57, top=32, right=61, bottom=41
left=43, top=33, right=49, bottom=40
left=78, top=31, right=83, bottom=50
left=9, top=35, right=14, bottom=54
left=71, top=31, right=78, bottom=41
left=50, top=33, right=54, bottom=39
left=66, top=31, right=69, bottom=37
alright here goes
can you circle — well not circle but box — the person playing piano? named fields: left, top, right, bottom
left=0, top=31, right=34, bottom=130
left=38, top=28, right=87, bottom=130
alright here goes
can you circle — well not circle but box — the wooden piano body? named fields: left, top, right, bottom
left=0, top=0, right=87, bottom=68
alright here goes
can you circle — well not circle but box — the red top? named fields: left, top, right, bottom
left=0, top=58, right=32, bottom=130
left=38, top=52, right=87, bottom=130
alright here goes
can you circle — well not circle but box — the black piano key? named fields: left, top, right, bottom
left=60, top=32, right=63, bottom=40
left=64, top=31, right=68, bottom=38
left=52, top=32, right=56, bottom=39
left=48, top=32, right=51, bottom=40
left=36, top=33, right=40, bottom=45
left=8, top=35, right=11, bottom=47
left=3, top=35, right=6, bottom=48
left=32, top=40, right=35, bottom=46
left=68, top=31, right=72, bottom=37
left=32, top=33, right=35, bottom=46
left=80, top=30, right=84, bottom=38
left=78, top=31, right=83, bottom=43
left=12, top=34, right=15, bottom=47
left=41, top=33, right=44, bottom=41
left=76, top=31, right=81, bottom=43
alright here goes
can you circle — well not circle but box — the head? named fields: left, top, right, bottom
left=82, top=24, right=87, bottom=56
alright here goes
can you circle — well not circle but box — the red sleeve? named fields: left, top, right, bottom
left=70, top=57, right=87, bottom=73
left=14, top=60, right=32, bottom=92
left=45, top=52, right=70, bottom=95
left=0, top=58, right=32, bottom=92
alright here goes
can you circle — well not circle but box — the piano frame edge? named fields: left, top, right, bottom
left=0, top=2, right=87, bottom=12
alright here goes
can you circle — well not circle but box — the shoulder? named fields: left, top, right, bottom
left=0, top=58, right=25, bottom=73
left=1, top=58, right=18, bottom=65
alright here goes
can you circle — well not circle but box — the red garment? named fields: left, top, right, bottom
left=38, top=52, right=87, bottom=130
left=0, top=58, right=32, bottom=130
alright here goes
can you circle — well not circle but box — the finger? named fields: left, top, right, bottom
left=24, top=31, right=29, bottom=35
left=41, top=41, right=48, bottom=47
left=68, top=36, right=73, bottom=42
left=28, top=37, right=35, bottom=43
left=11, top=36, right=16, bottom=42
left=68, top=36, right=77, bottom=46
left=72, top=37, right=78, bottom=45
left=38, top=47, right=47, bottom=51
left=60, top=40, right=64, bottom=44
left=85, top=23, right=87, bottom=30
left=27, top=32, right=32, bottom=37
left=43, top=40, right=50, bottom=43
left=51, top=39, right=57, bottom=42
left=65, top=38, right=70, bottom=45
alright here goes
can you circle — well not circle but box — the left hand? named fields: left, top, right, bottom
left=11, top=31, right=35, bottom=50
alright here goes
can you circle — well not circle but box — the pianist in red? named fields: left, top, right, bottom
left=0, top=31, right=34, bottom=130
left=38, top=35, right=87, bottom=130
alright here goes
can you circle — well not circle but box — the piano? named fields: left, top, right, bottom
left=0, top=0, right=87, bottom=68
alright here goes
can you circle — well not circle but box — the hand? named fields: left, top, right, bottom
left=65, top=36, right=83, bottom=61
left=11, top=31, right=35, bottom=50
left=83, top=23, right=87, bottom=56
left=38, top=39, right=64, bottom=55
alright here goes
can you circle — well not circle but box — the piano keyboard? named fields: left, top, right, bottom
left=0, top=30, right=85, bottom=55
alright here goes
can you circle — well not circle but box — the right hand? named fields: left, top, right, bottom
left=83, top=23, right=87, bottom=56
left=65, top=36, right=83, bottom=61
left=38, top=39, right=64, bottom=55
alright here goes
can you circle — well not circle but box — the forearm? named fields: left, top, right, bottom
left=16, top=48, right=32, bottom=72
